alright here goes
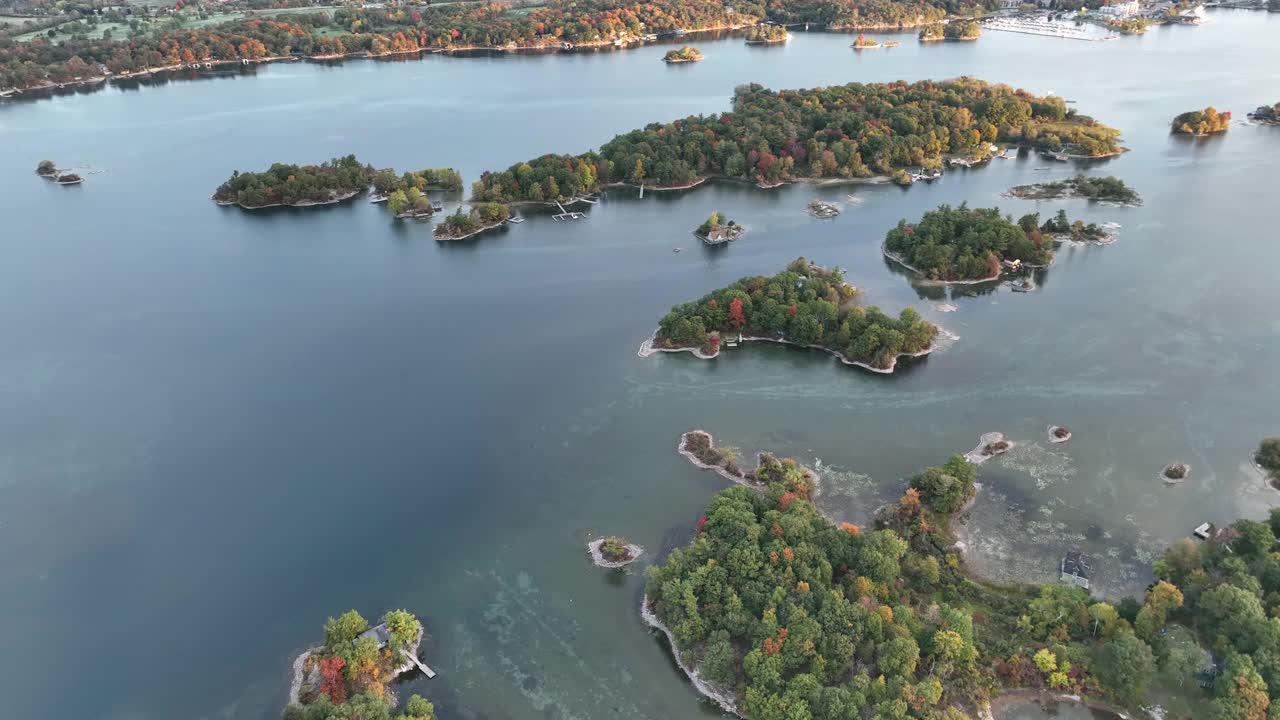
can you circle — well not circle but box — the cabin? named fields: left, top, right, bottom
left=358, top=622, right=394, bottom=650
left=1060, top=550, right=1091, bottom=589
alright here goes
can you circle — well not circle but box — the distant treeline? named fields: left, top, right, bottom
left=470, top=79, right=1121, bottom=203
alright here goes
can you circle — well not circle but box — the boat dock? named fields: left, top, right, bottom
left=400, top=649, right=436, bottom=679
left=982, top=18, right=1103, bottom=41
left=552, top=201, right=585, bottom=221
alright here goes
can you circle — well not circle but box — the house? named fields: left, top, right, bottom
left=1000, top=0, right=1021, bottom=8
left=358, top=622, right=393, bottom=650
left=1060, top=550, right=1091, bottom=589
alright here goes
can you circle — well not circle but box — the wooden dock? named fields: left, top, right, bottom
left=400, top=649, right=436, bottom=678
left=552, top=200, right=585, bottom=221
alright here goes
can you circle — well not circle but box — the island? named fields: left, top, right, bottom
left=432, top=202, right=511, bottom=241
left=1161, top=462, right=1190, bottom=483
left=1048, top=425, right=1072, bottom=443
left=641, top=257, right=939, bottom=373
left=851, top=33, right=881, bottom=49
left=1038, top=209, right=1115, bottom=245
left=650, top=428, right=1241, bottom=720
left=1249, top=102, right=1280, bottom=124
left=695, top=212, right=744, bottom=244
left=371, top=168, right=464, bottom=202
left=663, top=46, right=704, bottom=63
left=387, top=188, right=436, bottom=219
left=1171, top=106, right=1231, bottom=136
left=35, top=160, right=57, bottom=178
left=1257, top=437, right=1280, bottom=489
left=213, top=155, right=374, bottom=209
left=882, top=204, right=1055, bottom=283
left=1005, top=175, right=1141, bottom=206
left=806, top=200, right=840, bottom=218
left=919, top=20, right=981, bottom=41
left=744, top=24, right=789, bottom=44
left=284, top=609, right=436, bottom=720
left=965, top=431, right=1014, bottom=463
left=469, top=79, right=1122, bottom=204
left=55, top=172, right=83, bottom=185
left=587, top=536, right=644, bottom=568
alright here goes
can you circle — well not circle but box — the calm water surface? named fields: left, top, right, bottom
left=2, top=11, right=1278, bottom=719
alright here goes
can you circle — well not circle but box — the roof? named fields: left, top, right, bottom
left=358, top=623, right=392, bottom=649
left=1062, top=550, right=1091, bottom=579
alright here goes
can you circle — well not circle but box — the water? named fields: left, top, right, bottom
left=1, top=11, right=1278, bottom=720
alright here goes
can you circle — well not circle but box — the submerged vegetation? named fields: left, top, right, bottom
left=653, top=258, right=937, bottom=370
left=651, top=436, right=1217, bottom=719
left=1006, top=175, right=1140, bottom=205
left=214, top=155, right=374, bottom=209
left=1172, top=106, right=1232, bottom=136
left=883, top=204, right=1055, bottom=282
left=664, top=46, right=704, bottom=63
left=471, top=79, right=1120, bottom=203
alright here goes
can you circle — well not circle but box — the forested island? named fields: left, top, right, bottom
left=1172, top=106, right=1232, bottom=136
left=1257, top=438, right=1280, bottom=489
left=663, top=46, right=704, bottom=63
left=653, top=429, right=1280, bottom=719
left=918, top=20, right=981, bottom=41
left=1006, top=175, right=1141, bottom=205
left=645, top=258, right=938, bottom=373
left=0, top=0, right=994, bottom=93
left=371, top=168, right=463, bottom=200
left=214, top=155, right=374, bottom=209
left=744, top=24, right=790, bottom=43
left=432, top=203, right=511, bottom=241
left=695, top=211, right=744, bottom=244
left=851, top=33, right=881, bottom=48
left=285, top=609, right=436, bottom=720
left=35, top=159, right=56, bottom=177
left=1249, top=103, right=1280, bottom=124
left=470, top=79, right=1121, bottom=203
left=883, top=204, right=1056, bottom=283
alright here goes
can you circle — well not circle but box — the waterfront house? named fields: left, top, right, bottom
left=1100, top=0, right=1142, bottom=17
left=358, top=623, right=393, bottom=650
left=1060, top=551, right=1091, bottom=589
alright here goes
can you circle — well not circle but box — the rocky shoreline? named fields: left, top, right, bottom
left=213, top=188, right=363, bottom=210
left=586, top=538, right=644, bottom=568
left=883, top=245, right=1003, bottom=285
left=637, top=327, right=944, bottom=374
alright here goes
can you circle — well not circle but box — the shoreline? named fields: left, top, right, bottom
left=286, top=625, right=425, bottom=708
left=637, top=327, right=943, bottom=375
left=586, top=538, right=644, bottom=568
left=882, top=245, right=1004, bottom=285
left=213, top=188, right=363, bottom=210
left=640, top=598, right=742, bottom=716
left=982, top=689, right=1133, bottom=720
left=433, top=218, right=507, bottom=241
left=1003, top=186, right=1142, bottom=207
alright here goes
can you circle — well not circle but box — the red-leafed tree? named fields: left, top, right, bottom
left=318, top=656, right=348, bottom=704
left=728, top=297, right=745, bottom=329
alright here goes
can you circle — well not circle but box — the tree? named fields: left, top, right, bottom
left=1231, top=519, right=1276, bottom=560
left=728, top=297, right=746, bottom=330
left=318, top=655, right=348, bottom=704
left=1209, top=655, right=1271, bottom=720
left=403, top=695, right=437, bottom=720
left=324, top=610, right=368, bottom=651
left=1098, top=630, right=1155, bottom=704
left=878, top=636, right=920, bottom=677
left=382, top=609, right=421, bottom=649
left=36, top=160, right=56, bottom=176
left=1088, top=602, right=1120, bottom=639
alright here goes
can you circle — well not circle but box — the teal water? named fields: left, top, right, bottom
left=1, top=11, right=1278, bottom=719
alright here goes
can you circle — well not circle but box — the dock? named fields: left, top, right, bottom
left=400, top=649, right=436, bottom=679
left=552, top=200, right=585, bottom=221
left=982, top=18, right=1104, bottom=40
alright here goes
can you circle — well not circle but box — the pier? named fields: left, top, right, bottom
left=981, top=18, right=1105, bottom=41
left=400, top=649, right=436, bottom=679
left=552, top=201, right=585, bottom=221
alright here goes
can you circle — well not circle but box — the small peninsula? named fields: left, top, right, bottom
left=744, top=24, right=789, bottom=44
left=663, top=46, right=704, bottom=63
left=1005, top=175, right=1141, bottom=206
left=214, top=155, right=374, bottom=209
left=1258, top=438, right=1280, bottom=489
left=470, top=79, right=1122, bottom=204
left=285, top=609, right=436, bottom=720
left=643, top=257, right=939, bottom=373
left=1171, top=106, right=1231, bottom=136
left=883, top=204, right=1055, bottom=283
left=432, top=202, right=511, bottom=241
left=919, top=20, right=981, bottom=41
left=695, top=212, right=744, bottom=244
left=587, top=536, right=643, bottom=568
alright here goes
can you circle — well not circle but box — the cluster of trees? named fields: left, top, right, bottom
left=1010, top=174, right=1140, bottom=204
left=883, top=204, right=1055, bottom=281
left=290, top=609, right=428, bottom=715
left=1257, top=438, right=1280, bottom=488
left=1150, top=509, right=1280, bottom=716
left=655, top=257, right=938, bottom=369
left=372, top=167, right=463, bottom=195
left=600, top=537, right=634, bottom=562
left=472, top=79, right=1121, bottom=202
left=663, top=45, right=703, bottom=62
left=1107, top=17, right=1151, bottom=34
left=283, top=693, right=436, bottom=720
left=1250, top=103, right=1279, bottom=123
left=764, top=0, right=955, bottom=29
left=696, top=211, right=736, bottom=236
left=432, top=202, right=511, bottom=239
left=744, top=23, right=789, bottom=42
left=918, top=20, right=980, bottom=40
left=1172, top=106, right=1232, bottom=135
left=213, top=155, right=374, bottom=208
left=1037, top=208, right=1107, bottom=242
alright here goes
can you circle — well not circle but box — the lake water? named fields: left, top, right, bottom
left=2, top=10, right=1278, bottom=720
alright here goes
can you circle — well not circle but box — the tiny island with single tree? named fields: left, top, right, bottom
left=35, top=160, right=57, bottom=178
left=1171, top=106, right=1231, bottom=136
left=663, top=46, right=704, bottom=63
left=919, top=20, right=981, bottom=41
left=696, top=211, right=745, bottom=244
left=432, top=202, right=512, bottom=241
left=214, top=155, right=375, bottom=210
left=588, top=536, right=644, bottom=568
left=285, top=608, right=436, bottom=720
left=744, top=24, right=789, bottom=44
left=642, top=258, right=939, bottom=373
left=1006, top=175, right=1141, bottom=206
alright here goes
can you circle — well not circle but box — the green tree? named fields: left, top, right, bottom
left=324, top=610, right=368, bottom=652
left=382, top=609, right=421, bottom=649
left=1098, top=630, right=1155, bottom=704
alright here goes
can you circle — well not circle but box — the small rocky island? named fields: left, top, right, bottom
left=1248, top=102, right=1280, bottom=125
left=806, top=199, right=840, bottom=218
left=1006, top=175, right=1141, bottom=206
left=1161, top=462, right=1191, bottom=483
left=35, top=160, right=58, bottom=178
left=695, top=211, right=745, bottom=244
left=433, top=202, right=512, bottom=240
left=1039, top=209, right=1116, bottom=245
left=214, top=155, right=374, bottom=209
left=1171, top=106, right=1231, bottom=136
left=587, top=536, right=643, bottom=568
left=36, top=160, right=83, bottom=185
left=883, top=204, right=1056, bottom=283
left=965, top=431, right=1014, bottom=463
left=286, top=609, right=436, bottom=719
left=744, top=24, right=788, bottom=44
left=1048, top=425, right=1072, bottom=443
left=641, top=257, right=939, bottom=373
left=851, top=33, right=882, bottom=49
left=663, top=46, right=704, bottom=63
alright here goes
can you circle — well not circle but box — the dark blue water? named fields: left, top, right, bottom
left=1, top=11, right=1277, bottom=719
